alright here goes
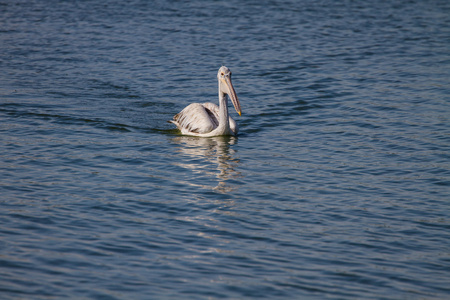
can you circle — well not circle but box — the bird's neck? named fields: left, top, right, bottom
left=217, top=90, right=231, bottom=134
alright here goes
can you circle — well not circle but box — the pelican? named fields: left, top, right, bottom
left=170, top=66, right=241, bottom=137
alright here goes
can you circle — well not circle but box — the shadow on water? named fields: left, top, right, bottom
left=169, top=135, right=241, bottom=194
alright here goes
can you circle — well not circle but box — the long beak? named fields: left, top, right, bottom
left=224, top=77, right=241, bottom=116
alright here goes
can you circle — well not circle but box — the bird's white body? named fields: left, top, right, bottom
left=172, top=102, right=238, bottom=137
left=170, top=66, right=241, bottom=137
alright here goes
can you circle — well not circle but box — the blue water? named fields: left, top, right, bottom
left=1, top=0, right=449, bottom=299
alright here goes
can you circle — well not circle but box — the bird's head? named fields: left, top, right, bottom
left=217, top=66, right=241, bottom=116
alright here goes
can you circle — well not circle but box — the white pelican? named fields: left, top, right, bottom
left=170, top=66, right=241, bottom=137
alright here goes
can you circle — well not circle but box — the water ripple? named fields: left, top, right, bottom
left=1, top=0, right=450, bottom=299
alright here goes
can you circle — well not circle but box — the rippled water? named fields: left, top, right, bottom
left=1, top=0, right=449, bottom=299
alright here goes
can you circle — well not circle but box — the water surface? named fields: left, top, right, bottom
left=1, top=0, right=449, bottom=299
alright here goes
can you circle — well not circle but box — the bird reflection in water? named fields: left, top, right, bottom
left=170, top=135, right=241, bottom=193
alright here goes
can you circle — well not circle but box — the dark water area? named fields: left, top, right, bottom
left=1, top=0, right=449, bottom=299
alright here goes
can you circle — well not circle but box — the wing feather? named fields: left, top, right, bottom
left=172, top=103, right=216, bottom=134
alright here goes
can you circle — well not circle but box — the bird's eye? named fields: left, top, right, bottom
left=221, top=72, right=224, bottom=76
